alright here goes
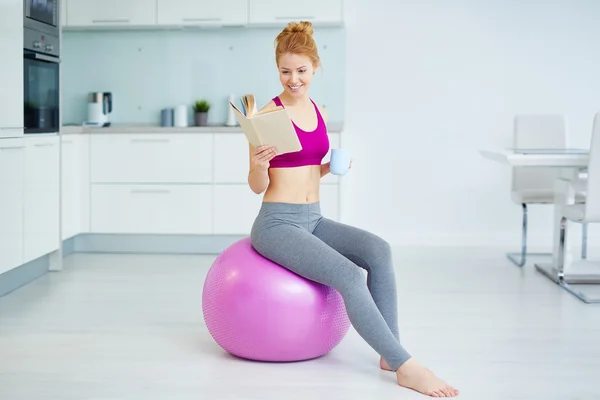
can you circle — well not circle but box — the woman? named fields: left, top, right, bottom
left=248, top=21, right=459, bottom=398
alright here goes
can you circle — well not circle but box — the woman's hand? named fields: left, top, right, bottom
left=250, top=145, right=277, bottom=171
left=321, top=158, right=353, bottom=178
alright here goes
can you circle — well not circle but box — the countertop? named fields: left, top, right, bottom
left=61, top=121, right=344, bottom=134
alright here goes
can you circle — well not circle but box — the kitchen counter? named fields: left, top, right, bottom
left=61, top=122, right=344, bottom=134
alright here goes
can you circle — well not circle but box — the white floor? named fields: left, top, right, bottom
left=1, top=248, right=599, bottom=400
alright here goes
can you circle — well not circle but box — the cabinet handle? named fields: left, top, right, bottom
left=182, top=17, right=222, bottom=22
left=92, top=19, right=130, bottom=23
left=0, top=145, right=25, bottom=150
left=61, top=140, right=73, bottom=144
left=34, top=143, right=55, bottom=147
left=130, top=189, right=171, bottom=194
left=130, top=138, right=170, bottom=143
left=275, top=16, right=315, bottom=20
left=0, top=126, right=24, bottom=130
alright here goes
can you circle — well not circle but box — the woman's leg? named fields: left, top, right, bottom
left=312, top=217, right=400, bottom=342
left=251, top=203, right=459, bottom=397
left=251, top=220, right=412, bottom=371
left=311, top=216, right=460, bottom=398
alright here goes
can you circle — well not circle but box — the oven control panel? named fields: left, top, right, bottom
left=24, top=27, right=60, bottom=58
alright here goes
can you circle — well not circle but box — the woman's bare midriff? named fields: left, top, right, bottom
left=262, top=165, right=322, bottom=203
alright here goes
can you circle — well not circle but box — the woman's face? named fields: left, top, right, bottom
left=278, top=52, right=316, bottom=99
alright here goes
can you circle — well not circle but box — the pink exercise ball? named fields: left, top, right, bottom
left=202, top=237, right=351, bottom=362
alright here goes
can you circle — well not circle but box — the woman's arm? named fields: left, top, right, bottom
left=248, top=144, right=275, bottom=194
left=320, top=162, right=331, bottom=178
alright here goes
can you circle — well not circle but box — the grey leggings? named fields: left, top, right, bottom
left=250, top=201, right=412, bottom=371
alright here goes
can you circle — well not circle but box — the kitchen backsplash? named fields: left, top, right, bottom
left=61, top=27, right=346, bottom=126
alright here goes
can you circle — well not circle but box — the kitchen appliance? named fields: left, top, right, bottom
left=23, top=27, right=60, bottom=134
left=86, top=92, right=113, bottom=127
left=24, top=0, right=60, bottom=38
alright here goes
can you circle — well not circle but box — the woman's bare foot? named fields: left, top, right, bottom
left=380, top=357, right=393, bottom=371
left=395, top=358, right=459, bottom=397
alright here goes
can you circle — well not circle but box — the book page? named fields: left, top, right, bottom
left=254, top=104, right=283, bottom=116
left=246, top=95, right=256, bottom=117
left=251, top=109, right=302, bottom=155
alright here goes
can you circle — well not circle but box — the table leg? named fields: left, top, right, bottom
left=534, top=172, right=600, bottom=303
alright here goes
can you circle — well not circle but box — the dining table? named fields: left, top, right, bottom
left=479, top=147, right=600, bottom=303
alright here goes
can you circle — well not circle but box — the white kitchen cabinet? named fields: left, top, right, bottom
left=213, top=185, right=263, bottom=234
left=0, top=0, right=24, bottom=138
left=248, top=0, right=343, bottom=26
left=56, top=130, right=341, bottom=239
left=61, top=135, right=90, bottom=239
left=0, top=139, right=25, bottom=275
left=90, top=134, right=213, bottom=184
left=23, top=136, right=60, bottom=264
left=214, top=134, right=250, bottom=183
left=157, top=0, right=247, bottom=26
left=66, top=0, right=156, bottom=27
left=90, top=184, right=213, bottom=234
left=319, top=184, right=339, bottom=221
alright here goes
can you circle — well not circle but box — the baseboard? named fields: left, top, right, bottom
left=70, top=233, right=247, bottom=255
left=0, top=233, right=247, bottom=298
left=0, top=256, right=49, bottom=297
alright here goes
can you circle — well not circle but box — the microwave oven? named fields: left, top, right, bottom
left=24, top=0, right=60, bottom=37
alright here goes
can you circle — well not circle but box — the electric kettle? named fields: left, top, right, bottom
left=86, top=92, right=113, bottom=127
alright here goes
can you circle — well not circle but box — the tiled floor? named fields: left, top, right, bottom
left=0, top=248, right=599, bottom=399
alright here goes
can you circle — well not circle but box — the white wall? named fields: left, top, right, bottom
left=340, top=0, right=600, bottom=248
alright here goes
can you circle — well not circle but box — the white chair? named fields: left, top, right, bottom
left=553, top=112, right=600, bottom=303
left=507, top=114, right=587, bottom=267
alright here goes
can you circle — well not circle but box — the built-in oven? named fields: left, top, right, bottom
left=23, top=27, right=60, bottom=134
left=24, top=0, right=60, bottom=37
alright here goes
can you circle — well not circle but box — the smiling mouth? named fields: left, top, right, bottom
left=288, top=84, right=303, bottom=90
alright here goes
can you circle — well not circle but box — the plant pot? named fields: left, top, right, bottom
left=195, top=112, right=208, bottom=126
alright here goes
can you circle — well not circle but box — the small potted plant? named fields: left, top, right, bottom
left=193, top=99, right=210, bottom=126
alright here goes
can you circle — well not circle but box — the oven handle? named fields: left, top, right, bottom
left=24, top=52, right=60, bottom=64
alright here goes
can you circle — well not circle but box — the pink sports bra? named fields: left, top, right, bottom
left=268, top=96, right=330, bottom=169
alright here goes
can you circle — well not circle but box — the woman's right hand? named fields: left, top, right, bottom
left=250, top=145, right=277, bottom=171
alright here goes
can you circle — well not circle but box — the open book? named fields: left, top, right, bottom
left=229, top=94, right=302, bottom=155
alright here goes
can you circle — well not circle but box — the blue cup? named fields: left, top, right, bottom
left=330, top=149, right=351, bottom=175
left=161, top=108, right=174, bottom=127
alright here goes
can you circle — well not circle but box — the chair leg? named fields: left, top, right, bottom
left=556, top=217, right=600, bottom=304
left=506, top=203, right=551, bottom=267
left=581, top=223, right=588, bottom=260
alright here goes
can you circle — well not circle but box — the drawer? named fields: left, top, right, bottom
left=90, top=134, right=213, bottom=183
left=213, top=185, right=263, bottom=234
left=91, top=184, right=213, bottom=234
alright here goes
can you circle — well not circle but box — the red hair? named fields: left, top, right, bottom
left=274, top=21, right=320, bottom=68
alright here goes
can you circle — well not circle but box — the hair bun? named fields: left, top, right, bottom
left=284, top=21, right=314, bottom=36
